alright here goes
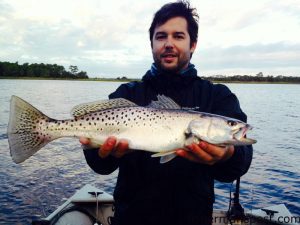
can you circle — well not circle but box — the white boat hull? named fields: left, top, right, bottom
left=32, top=184, right=298, bottom=225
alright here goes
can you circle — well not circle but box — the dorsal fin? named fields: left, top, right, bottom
left=147, top=95, right=181, bottom=109
left=71, top=98, right=137, bottom=117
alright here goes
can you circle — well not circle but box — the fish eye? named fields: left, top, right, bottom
left=227, top=120, right=237, bottom=126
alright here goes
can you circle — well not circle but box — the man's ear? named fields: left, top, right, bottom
left=190, top=41, right=197, bottom=53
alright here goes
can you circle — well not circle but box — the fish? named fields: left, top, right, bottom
left=7, top=95, right=256, bottom=164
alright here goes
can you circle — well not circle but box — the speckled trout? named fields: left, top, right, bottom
left=8, top=95, right=256, bottom=164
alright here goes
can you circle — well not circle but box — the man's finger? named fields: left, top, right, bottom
left=99, top=136, right=117, bottom=158
left=176, top=149, right=199, bottom=163
left=114, top=139, right=129, bottom=158
left=79, top=137, right=90, bottom=145
left=188, top=143, right=214, bottom=162
left=199, top=141, right=225, bottom=159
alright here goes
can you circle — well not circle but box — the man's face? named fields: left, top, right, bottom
left=151, top=16, right=197, bottom=73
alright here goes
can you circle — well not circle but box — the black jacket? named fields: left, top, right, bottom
left=84, top=66, right=253, bottom=225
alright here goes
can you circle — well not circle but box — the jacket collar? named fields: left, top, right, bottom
left=149, top=63, right=196, bottom=77
left=142, top=63, right=199, bottom=91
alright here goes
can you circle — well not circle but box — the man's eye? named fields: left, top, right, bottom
left=174, top=35, right=184, bottom=39
left=156, top=35, right=165, bottom=40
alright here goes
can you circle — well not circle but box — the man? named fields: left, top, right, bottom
left=80, top=1, right=253, bottom=225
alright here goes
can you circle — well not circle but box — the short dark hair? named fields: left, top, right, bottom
left=149, top=0, right=199, bottom=47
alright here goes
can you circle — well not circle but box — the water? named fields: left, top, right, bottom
left=0, top=80, right=299, bottom=224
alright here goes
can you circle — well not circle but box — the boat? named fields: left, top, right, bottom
left=31, top=184, right=299, bottom=225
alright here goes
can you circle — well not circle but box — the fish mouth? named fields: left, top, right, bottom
left=233, top=125, right=257, bottom=145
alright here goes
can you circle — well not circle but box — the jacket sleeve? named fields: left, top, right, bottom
left=83, top=148, right=120, bottom=175
left=83, top=83, right=132, bottom=175
left=210, top=84, right=253, bottom=182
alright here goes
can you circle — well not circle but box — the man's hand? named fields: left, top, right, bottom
left=176, top=141, right=234, bottom=165
left=79, top=136, right=130, bottom=158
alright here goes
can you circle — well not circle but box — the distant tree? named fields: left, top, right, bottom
left=69, top=65, right=79, bottom=75
left=256, top=72, right=263, bottom=77
left=0, top=61, right=89, bottom=79
left=76, top=71, right=88, bottom=79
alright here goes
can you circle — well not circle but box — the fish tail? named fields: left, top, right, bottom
left=8, top=96, right=54, bottom=163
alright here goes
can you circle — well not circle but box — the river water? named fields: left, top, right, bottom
left=0, top=79, right=299, bottom=224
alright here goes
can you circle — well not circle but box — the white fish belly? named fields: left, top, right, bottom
left=45, top=107, right=197, bottom=152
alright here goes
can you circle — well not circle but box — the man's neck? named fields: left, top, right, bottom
left=151, top=63, right=194, bottom=76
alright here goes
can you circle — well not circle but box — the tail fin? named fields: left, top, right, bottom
left=8, top=96, right=53, bottom=163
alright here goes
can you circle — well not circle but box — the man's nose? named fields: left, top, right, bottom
left=164, top=37, right=174, bottom=48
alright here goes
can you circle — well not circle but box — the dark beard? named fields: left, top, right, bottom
left=154, top=58, right=189, bottom=75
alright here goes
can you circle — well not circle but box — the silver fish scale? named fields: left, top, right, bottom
left=40, top=106, right=199, bottom=152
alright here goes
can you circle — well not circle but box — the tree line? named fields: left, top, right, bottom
left=205, top=72, right=300, bottom=83
left=0, top=61, right=88, bottom=79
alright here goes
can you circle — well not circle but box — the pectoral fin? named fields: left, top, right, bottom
left=151, top=150, right=177, bottom=164
left=184, top=135, right=200, bottom=146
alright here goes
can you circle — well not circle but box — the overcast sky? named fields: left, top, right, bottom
left=1, top=0, right=300, bottom=78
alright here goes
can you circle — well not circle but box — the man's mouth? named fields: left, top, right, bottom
left=161, top=53, right=177, bottom=62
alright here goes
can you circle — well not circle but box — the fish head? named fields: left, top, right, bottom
left=188, top=115, right=256, bottom=146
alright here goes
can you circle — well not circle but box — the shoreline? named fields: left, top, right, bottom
left=1, top=77, right=299, bottom=84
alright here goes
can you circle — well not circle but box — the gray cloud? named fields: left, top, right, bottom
left=194, top=42, right=300, bottom=76
left=1, top=0, right=299, bottom=78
